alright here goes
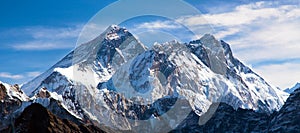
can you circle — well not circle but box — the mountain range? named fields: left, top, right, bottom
left=0, top=25, right=298, bottom=133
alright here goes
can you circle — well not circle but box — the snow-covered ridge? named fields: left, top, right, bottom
left=284, top=82, right=300, bottom=94
left=0, top=81, right=28, bottom=101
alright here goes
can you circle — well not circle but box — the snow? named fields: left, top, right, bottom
left=54, top=66, right=74, bottom=80
left=240, top=71, right=287, bottom=111
left=115, top=48, right=126, bottom=62
left=107, top=32, right=120, bottom=40
left=29, top=87, right=83, bottom=120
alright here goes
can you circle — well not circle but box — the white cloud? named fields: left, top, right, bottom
left=12, top=41, right=74, bottom=50
left=0, top=71, right=42, bottom=84
left=177, top=1, right=300, bottom=27
left=0, top=72, right=24, bottom=79
left=3, top=24, right=83, bottom=50
left=255, top=62, right=300, bottom=89
left=26, top=71, right=42, bottom=78
left=214, top=28, right=240, bottom=39
left=135, top=21, right=181, bottom=30
left=229, top=21, right=300, bottom=63
left=24, top=25, right=82, bottom=39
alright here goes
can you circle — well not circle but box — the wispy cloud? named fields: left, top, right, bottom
left=25, top=26, right=82, bottom=39
left=121, top=20, right=197, bottom=45
left=12, top=40, right=75, bottom=50
left=255, top=62, right=300, bottom=89
left=177, top=1, right=300, bottom=28
left=2, top=24, right=83, bottom=51
left=231, top=21, right=300, bottom=63
left=214, top=28, right=240, bottom=39
left=26, top=71, right=42, bottom=78
left=0, top=71, right=41, bottom=84
left=135, top=21, right=181, bottom=30
left=0, top=72, right=24, bottom=79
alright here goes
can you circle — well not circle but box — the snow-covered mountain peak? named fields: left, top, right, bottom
left=107, top=24, right=120, bottom=30
left=198, top=34, right=223, bottom=53
left=19, top=25, right=289, bottom=131
left=188, top=34, right=227, bottom=75
left=284, top=82, right=300, bottom=94
left=103, top=24, right=128, bottom=41
left=0, top=81, right=28, bottom=101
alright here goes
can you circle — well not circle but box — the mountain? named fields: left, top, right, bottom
left=6, top=103, right=106, bottom=133
left=16, top=25, right=288, bottom=132
left=0, top=81, right=28, bottom=130
left=188, top=35, right=288, bottom=113
left=269, top=84, right=300, bottom=132
left=284, top=82, right=300, bottom=94
left=171, top=102, right=270, bottom=133
left=172, top=84, right=300, bottom=133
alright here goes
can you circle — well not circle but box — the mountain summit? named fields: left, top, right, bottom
left=18, top=25, right=288, bottom=132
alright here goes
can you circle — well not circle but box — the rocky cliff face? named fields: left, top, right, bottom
left=172, top=103, right=270, bottom=133
left=5, top=103, right=106, bottom=133
left=0, top=82, right=27, bottom=130
left=269, top=87, right=300, bottom=132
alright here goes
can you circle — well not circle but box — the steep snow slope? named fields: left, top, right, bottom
left=20, top=25, right=288, bottom=132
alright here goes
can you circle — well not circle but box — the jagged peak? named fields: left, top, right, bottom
left=190, top=34, right=216, bottom=44
left=102, top=25, right=130, bottom=41
left=200, top=34, right=217, bottom=41
left=189, top=34, right=224, bottom=53
left=80, top=24, right=130, bottom=46
left=104, top=24, right=122, bottom=33
left=110, top=24, right=119, bottom=29
left=284, top=82, right=300, bottom=94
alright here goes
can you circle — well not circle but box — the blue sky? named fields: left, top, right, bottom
left=0, top=0, right=299, bottom=89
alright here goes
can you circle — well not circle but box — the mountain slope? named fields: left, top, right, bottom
left=12, top=103, right=106, bottom=133
left=284, top=82, right=300, bottom=94
left=173, top=84, right=300, bottom=133
left=0, top=81, right=28, bottom=130
left=269, top=86, right=300, bottom=132
left=20, top=25, right=288, bottom=132
left=189, top=36, right=288, bottom=113
left=172, top=102, right=270, bottom=133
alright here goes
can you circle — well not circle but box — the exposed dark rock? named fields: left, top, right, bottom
left=269, top=87, right=300, bottom=132
left=173, top=86, right=300, bottom=133
left=172, top=102, right=270, bottom=133
left=13, top=103, right=106, bottom=133
left=0, top=84, right=7, bottom=100
left=0, top=83, right=23, bottom=131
